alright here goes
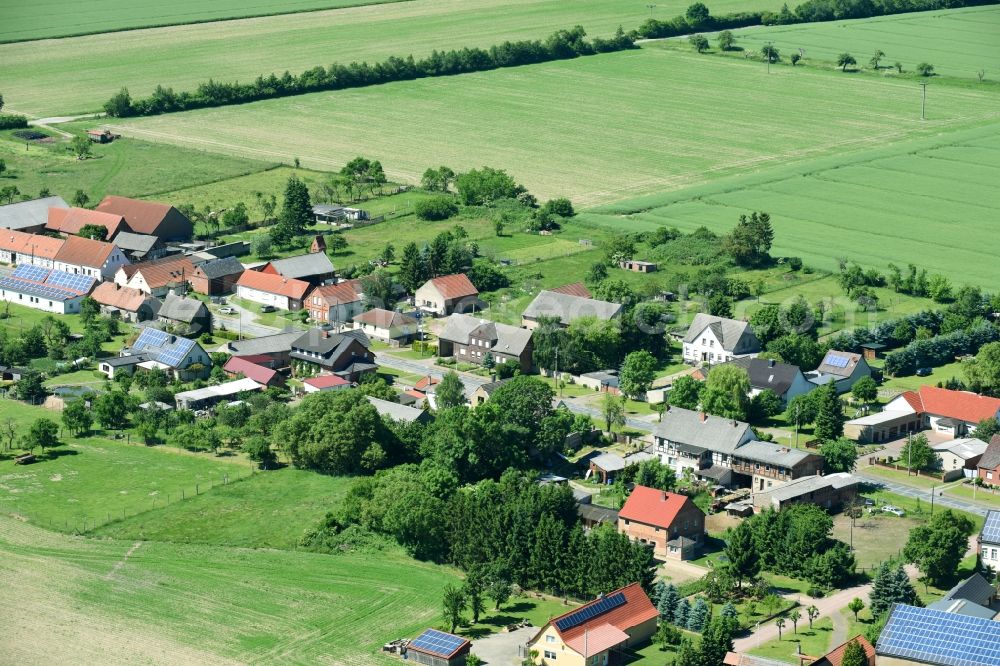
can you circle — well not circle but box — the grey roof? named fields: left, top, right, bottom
left=761, top=472, right=858, bottom=503
left=158, top=293, right=208, bottom=324
left=979, top=436, right=1000, bottom=471
left=578, top=503, right=620, bottom=524
left=940, top=572, right=995, bottom=607
left=590, top=452, right=626, bottom=472
left=196, top=255, right=244, bottom=279
left=266, top=252, right=334, bottom=279
left=218, top=330, right=303, bottom=356
left=112, top=231, right=161, bottom=255
left=175, top=377, right=262, bottom=404
left=476, top=378, right=512, bottom=396
left=815, top=350, right=865, bottom=378
left=726, top=357, right=804, bottom=396
left=655, top=406, right=752, bottom=455
left=666, top=535, right=697, bottom=548
left=291, top=327, right=370, bottom=355
left=439, top=313, right=532, bottom=357
left=925, top=598, right=996, bottom=619
left=366, top=396, right=427, bottom=423
left=931, top=437, right=988, bottom=461
left=683, top=313, right=760, bottom=353
left=0, top=196, right=67, bottom=230
left=877, top=604, right=1000, bottom=666
left=734, top=441, right=817, bottom=468
left=522, top=290, right=622, bottom=325
left=581, top=370, right=620, bottom=388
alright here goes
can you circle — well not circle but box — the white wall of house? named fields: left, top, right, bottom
left=683, top=326, right=757, bottom=364
left=0, top=289, right=81, bottom=314
left=0, top=252, right=55, bottom=269
left=981, top=540, right=1000, bottom=569
left=55, top=249, right=129, bottom=282
left=237, top=285, right=290, bottom=310
left=414, top=283, right=446, bottom=315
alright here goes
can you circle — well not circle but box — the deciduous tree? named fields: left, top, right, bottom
left=619, top=350, right=657, bottom=399
left=820, top=437, right=858, bottom=473
left=435, top=371, right=466, bottom=410
left=838, top=52, right=857, bottom=71
left=701, top=364, right=750, bottom=421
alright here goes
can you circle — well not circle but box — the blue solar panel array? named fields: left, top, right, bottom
left=878, top=604, right=1000, bottom=666
left=982, top=511, right=1000, bottom=544
left=133, top=327, right=170, bottom=352
left=12, top=264, right=49, bottom=282
left=824, top=353, right=851, bottom=369
left=0, top=277, right=77, bottom=302
left=46, top=270, right=96, bottom=294
left=554, top=592, right=626, bottom=632
left=131, top=328, right=198, bottom=368
left=409, top=629, right=467, bottom=658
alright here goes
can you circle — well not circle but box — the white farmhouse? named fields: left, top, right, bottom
left=682, top=313, right=761, bottom=364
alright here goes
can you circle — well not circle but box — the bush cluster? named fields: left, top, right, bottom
left=884, top=321, right=1000, bottom=376
left=0, top=114, right=28, bottom=130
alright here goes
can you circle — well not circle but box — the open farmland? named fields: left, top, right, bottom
left=722, top=5, right=1000, bottom=79
left=0, top=516, right=458, bottom=665
left=582, top=119, right=1000, bottom=285
left=0, top=0, right=406, bottom=42
left=0, top=0, right=788, bottom=117
left=108, top=45, right=1000, bottom=206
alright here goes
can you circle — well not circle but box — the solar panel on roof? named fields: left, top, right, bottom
left=133, top=328, right=170, bottom=351
left=982, top=511, right=1000, bottom=543
left=409, top=629, right=467, bottom=658
left=46, top=270, right=95, bottom=294
left=878, top=604, right=1000, bottom=666
left=553, top=592, right=626, bottom=632
left=0, top=276, right=78, bottom=301
left=825, top=353, right=850, bottom=369
left=12, top=264, right=50, bottom=282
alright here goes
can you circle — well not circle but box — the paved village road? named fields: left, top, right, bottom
left=854, top=471, right=990, bottom=517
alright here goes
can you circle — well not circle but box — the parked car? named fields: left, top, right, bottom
left=219, top=306, right=235, bottom=315
left=916, top=367, right=933, bottom=376
left=260, top=305, right=277, bottom=313
left=881, top=505, right=906, bottom=517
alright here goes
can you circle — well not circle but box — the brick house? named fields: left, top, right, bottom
left=617, top=486, right=706, bottom=560
left=189, top=256, right=244, bottom=296
left=437, top=313, right=533, bottom=373
left=414, top=273, right=479, bottom=316
left=305, top=279, right=364, bottom=325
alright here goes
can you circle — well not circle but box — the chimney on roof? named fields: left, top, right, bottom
left=768, top=358, right=775, bottom=368
left=732, top=420, right=737, bottom=427
left=699, top=411, right=707, bottom=422
left=662, top=491, right=667, bottom=501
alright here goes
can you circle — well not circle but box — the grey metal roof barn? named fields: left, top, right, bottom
left=0, top=195, right=68, bottom=231
left=655, top=406, right=752, bottom=454
left=158, top=293, right=208, bottom=325
left=196, top=255, right=244, bottom=279
left=265, top=252, right=334, bottom=280
left=111, top=231, right=162, bottom=258
left=522, top=290, right=622, bottom=326
left=726, top=357, right=803, bottom=396
left=366, top=396, right=429, bottom=424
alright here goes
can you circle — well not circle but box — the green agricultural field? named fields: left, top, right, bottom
left=108, top=46, right=1000, bottom=207
left=0, top=516, right=458, bottom=664
left=0, top=127, right=274, bottom=205
left=584, top=119, right=1000, bottom=285
left=92, top=468, right=350, bottom=549
left=0, top=0, right=407, bottom=42
left=721, top=5, right=1000, bottom=79
left=0, top=0, right=787, bottom=117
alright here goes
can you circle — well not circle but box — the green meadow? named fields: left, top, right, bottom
left=0, top=0, right=786, bottom=117
left=723, top=5, right=1000, bottom=79
left=109, top=45, right=1000, bottom=206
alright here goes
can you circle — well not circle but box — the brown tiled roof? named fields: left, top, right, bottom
left=46, top=207, right=128, bottom=238
left=424, top=273, right=478, bottom=300
left=902, top=386, right=1000, bottom=424
left=237, top=270, right=310, bottom=300
left=90, top=282, right=150, bottom=312
left=223, top=356, right=279, bottom=385
left=551, top=282, right=592, bottom=298
left=54, top=235, right=117, bottom=268
left=307, top=279, right=363, bottom=306
left=542, top=583, right=657, bottom=656
left=96, top=196, right=174, bottom=235
left=353, top=308, right=417, bottom=328
left=810, top=635, right=875, bottom=666
left=127, top=256, right=196, bottom=289
left=0, top=229, right=64, bottom=259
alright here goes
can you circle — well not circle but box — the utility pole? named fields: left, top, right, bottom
left=646, top=3, right=656, bottom=17
left=554, top=347, right=561, bottom=398
left=930, top=485, right=935, bottom=515
left=794, top=403, right=800, bottom=449
left=920, top=82, right=928, bottom=120
left=766, top=41, right=773, bottom=75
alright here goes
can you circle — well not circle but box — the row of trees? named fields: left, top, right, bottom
left=104, top=27, right=634, bottom=117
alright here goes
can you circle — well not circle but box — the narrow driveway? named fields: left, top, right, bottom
left=471, top=626, right=535, bottom=665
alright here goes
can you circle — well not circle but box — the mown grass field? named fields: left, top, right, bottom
left=108, top=45, right=1000, bottom=207
left=0, top=127, right=275, bottom=205
left=722, top=5, right=1000, bottom=79
left=583, top=119, right=1000, bottom=284
left=0, top=516, right=458, bottom=665
left=0, top=0, right=407, bottom=42
left=0, top=0, right=786, bottom=117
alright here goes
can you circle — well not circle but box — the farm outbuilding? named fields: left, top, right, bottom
left=404, top=629, right=471, bottom=666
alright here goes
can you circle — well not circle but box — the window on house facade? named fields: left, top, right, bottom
left=545, top=635, right=555, bottom=643
left=544, top=651, right=557, bottom=660
left=710, top=340, right=714, bottom=347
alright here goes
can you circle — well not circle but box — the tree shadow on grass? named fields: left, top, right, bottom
left=44, top=448, right=80, bottom=460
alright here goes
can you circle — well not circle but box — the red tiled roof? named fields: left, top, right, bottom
left=307, top=279, right=362, bottom=306
left=46, top=207, right=128, bottom=238
left=303, top=374, right=350, bottom=389
left=233, top=354, right=274, bottom=365
left=0, top=229, right=64, bottom=259
left=565, top=624, right=630, bottom=657
left=415, top=376, right=440, bottom=391
left=810, top=636, right=875, bottom=666
left=54, top=234, right=118, bottom=268
left=125, top=256, right=195, bottom=290
left=619, top=486, right=693, bottom=530
left=904, top=386, right=1000, bottom=424
left=90, top=282, right=149, bottom=311
left=403, top=389, right=426, bottom=400
left=545, top=583, right=657, bottom=655
left=223, top=356, right=278, bottom=385
left=236, top=270, right=310, bottom=300
left=551, top=282, right=592, bottom=298
left=425, top=273, right=478, bottom=300
left=96, top=196, right=174, bottom=235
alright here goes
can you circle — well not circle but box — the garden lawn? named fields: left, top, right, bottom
left=0, top=0, right=786, bottom=116
left=0, top=127, right=274, bottom=206
left=748, top=617, right=835, bottom=664
left=721, top=5, right=1000, bottom=79
left=90, top=468, right=350, bottom=549
left=832, top=511, right=923, bottom=570
left=0, top=516, right=458, bottom=665
left=879, top=360, right=968, bottom=393
left=107, top=45, right=1000, bottom=207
